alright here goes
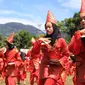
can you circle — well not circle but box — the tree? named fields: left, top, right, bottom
left=64, top=12, right=80, bottom=37
left=13, top=30, right=32, bottom=49
left=58, top=12, right=80, bottom=43
left=0, top=33, right=4, bottom=47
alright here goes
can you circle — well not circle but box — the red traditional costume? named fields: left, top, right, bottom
left=68, top=31, right=85, bottom=85
left=68, top=0, right=85, bottom=85
left=29, top=38, right=42, bottom=85
left=31, top=11, right=69, bottom=85
left=16, top=49, right=29, bottom=84
left=4, top=32, right=22, bottom=85
left=0, top=47, right=6, bottom=79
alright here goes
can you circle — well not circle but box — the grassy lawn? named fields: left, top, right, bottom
left=65, top=76, right=73, bottom=85
left=0, top=72, right=73, bottom=85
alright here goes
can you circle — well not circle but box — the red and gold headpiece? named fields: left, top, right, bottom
left=80, top=0, right=85, bottom=17
left=7, top=32, right=14, bottom=44
left=46, top=10, right=57, bottom=24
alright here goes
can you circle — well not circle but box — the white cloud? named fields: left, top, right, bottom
left=0, top=9, right=45, bottom=31
left=0, top=17, right=33, bottom=25
left=0, top=10, right=34, bottom=18
left=0, top=9, right=44, bottom=23
left=61, top=0, right=81, bottom=10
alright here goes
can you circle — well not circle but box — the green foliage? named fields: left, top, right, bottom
left=0, top=33, right=4, bottom=47
left=57, top=21, right=67, bottom=32
left=58, top=12, right=80, bottom=42
left=0, top=12, right=81, bottom=47
left=64, top=12, right=80, bottom=37
left=13, top=30, right=32, bottom=49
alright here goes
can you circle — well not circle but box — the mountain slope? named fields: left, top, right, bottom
left=0, top=22, right=44, bottom=36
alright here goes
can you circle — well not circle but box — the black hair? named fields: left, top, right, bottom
left=45, top=22, right=61, bottom=46
left=6, top=41, right=15, bottom=50
left=20, top=51, right=26, bottom=61
left=70, top=55, right=76, bottom=63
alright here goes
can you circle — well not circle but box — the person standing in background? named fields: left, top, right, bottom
left=4, top=32, right=22, bottom=85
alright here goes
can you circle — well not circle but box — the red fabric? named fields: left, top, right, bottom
left=20, top=71, right=26, bottom=81
left=15, top=52, right=22, bottom=67
left=0, top=51, right=4, bottom=71
left=44, top=78, right=64, bottom=85
left=26, top=50, right=31, bottom=57
left=48, top=49, right=60, bottom=60
left=80, top=0, right=85, bottom=17
left=76, top=82, right=85, bottom=85
left=73, top=75, right=76, bottom=85
left=5, top=65, right=17, bottom=85
left=31, top=37, right=69, bottom=85
left=29, top=58, right=40, bottom=85
left=4, top=48, right=21, bottom=85
left=16, top=67, right=26, bottom=83
left=7, top=32, right=14, bottom=43
left=30, top=70, right=35, bottom=85
left=30, top=69, right=39, bottom=85
left=0, top=59, right=4, bottom=71
left=46, top=10, right=56, bottom=24
left=68, top=30, right=81, bottom=55
left=68, top=30, right=85, bottom=82
left=31, top=40, right=42, bottom=54
left=15, top=61, right=22, bottom=67
left=0, top=51, right=4, bottom=72
left=5, top=48, right=19, bottom=63
left=5, top=65, right=17, bottom=77
left=44, top=78, right=56, bottom=85
left=29, top=41, right=42, bottom=85
left=25, top=57, right=30, bottom=71
left=5, top=76, right=16, bottom=85
left=0, top=51, right=4, bottom=58
left=16, top=60, right=27, bottom=81
left=0, top=50, right=6, bottom=78
left=5, top=49, right=22, bottom=67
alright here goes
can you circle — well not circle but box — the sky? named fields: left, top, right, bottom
left=0, top=0, right=81, bottom=31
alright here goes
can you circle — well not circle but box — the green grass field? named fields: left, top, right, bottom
left=0, top=72, right=73, bottom=85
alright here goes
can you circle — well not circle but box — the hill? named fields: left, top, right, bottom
left=0, top=22, right=44, bottom=36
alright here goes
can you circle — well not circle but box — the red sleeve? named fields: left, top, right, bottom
left=68, top=30, right=81, bottom=54
left=68, top=36, right=75, bottom=53
left=31, top=40, right=42, bottom=54
left=15, top=51, right=22, bottom=67
left=0, top=51, right=4, bottom=58
left=15, top=51, right=21, bottom=59
left=26, top=50, right=31, bottom=57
